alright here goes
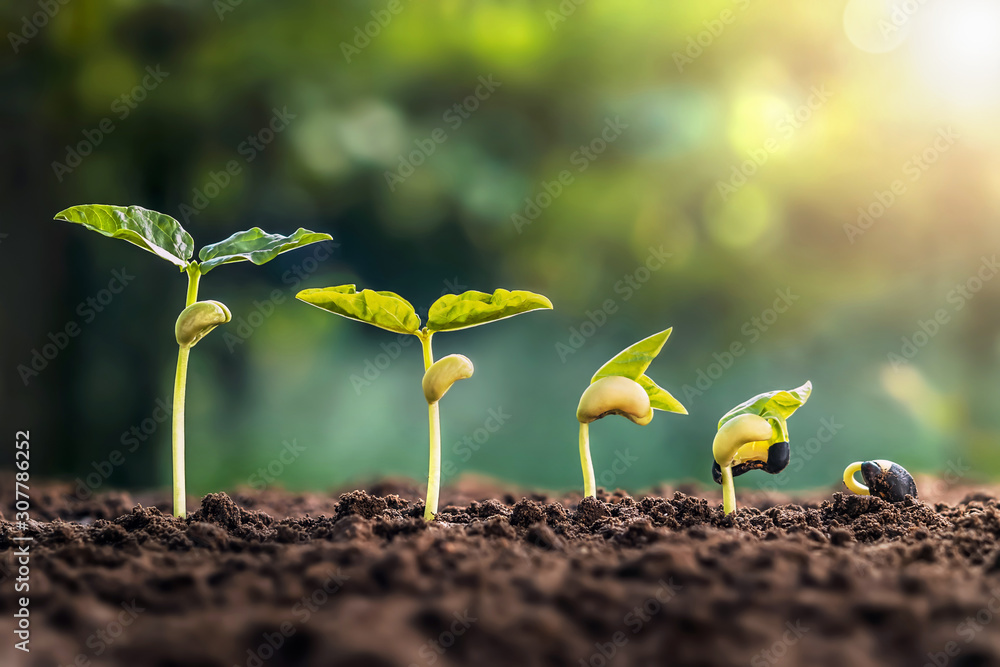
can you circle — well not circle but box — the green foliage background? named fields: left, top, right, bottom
left=2, top=0, right=999, bottom=496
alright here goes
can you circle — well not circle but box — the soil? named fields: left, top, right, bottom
left=4, top=475, right=1000, bottom=667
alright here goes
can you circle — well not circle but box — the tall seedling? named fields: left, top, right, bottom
left=56, top=204, right=332, bottom=517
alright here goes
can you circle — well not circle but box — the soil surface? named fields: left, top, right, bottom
left=4, top=475, right=1000, bottom=667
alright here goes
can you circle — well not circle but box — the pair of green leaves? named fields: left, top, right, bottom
left=718, top=381, right=812, bottom=445
left=296, top=285, right=553, bottom=335
left=590, top=329, right=688, bottom=415
left=54, top=204, right=332, bottom=274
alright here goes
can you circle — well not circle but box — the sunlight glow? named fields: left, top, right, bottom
left=843, top=0, right=909, bottom=54
left=911, top=0, right=1000, bottom=106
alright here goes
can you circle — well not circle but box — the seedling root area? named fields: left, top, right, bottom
left=2, top=477, right=996, bottom=666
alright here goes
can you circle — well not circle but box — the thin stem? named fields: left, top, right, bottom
left=721, top=465, right=736, bottom=515
left=420, top=330, right=439, bottom=521
left=171, top=345, right=190, bottom=517
left=171, top=263, right=201, bottom=518
left=579, top=422, right=596, bottom=498
left=185, top=263, right=201, bottom=307
left=425, top=401, right=441, bottom=521
left=420, top=330, right=434, bottom=370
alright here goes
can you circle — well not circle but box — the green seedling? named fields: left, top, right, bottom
left=296, top=285, right=552, bottom=520
left=575, top=329, right=687, bottom=498
left=843, top=460, right=917, bottom=503
left=712, top=381, right=812, bottom=515
left=55, top=204, right=332, bottom=517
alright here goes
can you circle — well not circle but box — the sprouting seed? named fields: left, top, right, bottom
left=843, top=460, right=917, bottom=503
left=575, top=329, right=687, bottom=498
left=712, top=381, right=812, bottom=515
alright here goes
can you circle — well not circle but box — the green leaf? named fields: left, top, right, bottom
left=718, top=381, right=813, bottom=444
left=54, top=204, right=194, bottom=268
left=296, top=285, right=421, bottom=335
left=593, top=329, right=670, bottom=382
left=592, top=329, right=688, bottom=415
left=198, top=227, right=333, bottom=274
left=636, top=375, right=688, bottom=414
left=427, top=289, right=553, bottom=333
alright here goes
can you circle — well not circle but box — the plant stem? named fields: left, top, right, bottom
left=171, top=346, right=190, bottom=517
left=171, top=264, right=202, bottom=518
left=579, top=422, right=596, bottom=498
left=721, top=465, right=736, bottom=515
left=425, top=401, right=441, bottom=521
left=420, top=330, right=434, bottom=370
left=185, top=264, right=201, bottom=307
left=419, top=331, right=439, bottom=521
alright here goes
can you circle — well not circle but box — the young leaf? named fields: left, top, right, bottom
left=296, top=285, right=421, bottom=334
left=54, top=204, right=194, bottom=268
left=427, top=289, right=553, bottom=333
left=636, top=375, right=688, bottom=414
left=718, top=381, right=813, bottom=444
left=198, top=227, right=333, bottom=274
left=592, top=329, right=688, bottom=414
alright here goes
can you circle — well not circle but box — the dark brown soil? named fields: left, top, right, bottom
left=4, top=476, right=1000, bottom=667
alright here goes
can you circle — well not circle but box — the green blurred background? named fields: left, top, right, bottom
left=3, top=0, right=1000, bottom=498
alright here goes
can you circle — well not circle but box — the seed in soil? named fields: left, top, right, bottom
left=712, top=381, right=812, bottom=514
left=844, top=459, right=918, bottom=502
